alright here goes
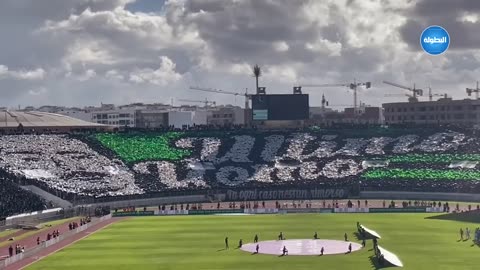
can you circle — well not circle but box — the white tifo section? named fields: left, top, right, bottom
left=241, top=239, right=362, bottom=256
left=378, top=246, right=404, bottom=267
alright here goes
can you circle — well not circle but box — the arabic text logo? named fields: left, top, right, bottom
left=420, top=25, right=450, bottom=55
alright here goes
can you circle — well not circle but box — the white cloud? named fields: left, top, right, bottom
left=66, top=69, right=97, bottom=81
left=459, top=12, right=479, bottom=23
left=63, top=40, right=117, bottom=66
left=272, top=41, right=289, bottom=52
left=228, top=63, right=252, bottom=75
left=129, top=56, right=181, bottom=86
left=0, top=65, right=45, bottom=80
left=0, top=65, right=7, bottom=75
left=305, top=39, right=342, bottom=56
left=0, top=0, right=478, bottom=108
left=263, top=65, right=298, bottom=83
left=105, top=69, right=125, bottom=80
left=28, top=87, right=47, bottom=96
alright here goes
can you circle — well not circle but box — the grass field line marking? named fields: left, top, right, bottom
left=18, top=219, right=120, bottom=270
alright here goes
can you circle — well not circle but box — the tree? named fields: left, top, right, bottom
left=252, top=64, right=262, bottom=94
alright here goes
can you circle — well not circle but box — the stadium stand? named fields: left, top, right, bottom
left=0, top=176, right=47, bottom=220
left=0, top=127, right=479, bottom=212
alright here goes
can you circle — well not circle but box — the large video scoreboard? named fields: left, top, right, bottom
left=251, top=94, right=309, bottom=121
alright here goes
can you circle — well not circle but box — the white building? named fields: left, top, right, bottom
left=383, top=98, right=480, bottom=126
left=27, top=102, right=245, bottom=129
left=207, top=106, right=245, bottom=126
left=168, top=111, right=208, bottom=128
left=55, top=108, right=93, bottom=122
left=91, top=108, right=136, bottom=127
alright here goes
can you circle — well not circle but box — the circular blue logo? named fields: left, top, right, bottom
left=420, top=25, right=450, bottom=55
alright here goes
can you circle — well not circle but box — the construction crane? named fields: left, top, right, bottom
left=466, top=81, right=480, bottom=99
left=321, top=94, right=329, bottom=110
left=189, top=86, right=253, bottom=127
left=189, top=86, right=251, bottom=109
left=319, top=94, right=369, bottom=111
left=426, top=87, right=448, bottom=101
left=300, top=79, right=371, bottom=115
left=177, top=98, right=216, bottom=107
left=384, top=94, right=410, bottom=98
left=383, top=81, right=423, bottom=102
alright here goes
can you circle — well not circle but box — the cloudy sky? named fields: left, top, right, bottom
left=0, top=0, right=479, bottom=109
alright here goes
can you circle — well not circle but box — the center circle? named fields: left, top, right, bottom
left=240, top=239, right=363, bottom=256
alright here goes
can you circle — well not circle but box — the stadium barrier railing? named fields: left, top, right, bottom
left=244, top=208, right=279, bottom=214
left=0, top=214, right=112, bottom=269
left=112, top=211, right=155, bottom=217
left=360, top=191, right=480, bottom=202
left=5, top=208, right=63, bottom=226
left=109, top=207, right=445, bottom=217
left=426, top=207, right=443, bottom=213
left=157, top=210, right=189, bottom=216
left=188, top=209, right=245, bottom=215
left=334, top=208, right=369, bottom=213
left=369, top=207, right=427, bottom=213
left=279, top=208, right=334, bottom=214
left=79, top=195, right=206, bottom=209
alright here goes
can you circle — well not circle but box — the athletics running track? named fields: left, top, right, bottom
left=4, top=218, right=124, bottom=270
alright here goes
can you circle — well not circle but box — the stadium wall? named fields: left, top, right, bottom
left=76, top=190, right=480, bottom=211
left=360, top=191, right=480, bottom=202
left=5, top=208, right=63, bottom=226
left=111, top=207, right=444, bottom=217
left=78, top=194, right=207, bottom=209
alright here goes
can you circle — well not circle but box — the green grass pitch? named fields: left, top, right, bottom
left=26, top=214, right=479, bottom=270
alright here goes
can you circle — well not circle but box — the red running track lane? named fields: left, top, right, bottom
left=0, top=218, right=87, bottom=258
left=5, top=217, right=125, bottom=270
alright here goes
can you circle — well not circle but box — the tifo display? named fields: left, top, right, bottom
left=1, top=128, right=480, bottom=210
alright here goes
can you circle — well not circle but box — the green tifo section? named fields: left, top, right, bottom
left=27, top=214, right=478, bottom=270
left=94, top=132, right=191, bottom=163
left=362, top=168, right=480, bottom=181
left=389, top=153, right=480, bottom=164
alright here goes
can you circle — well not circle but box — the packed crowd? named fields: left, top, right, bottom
left=0, top=135, right=142, bottom=199
left=0, top=128, right=480, bottom=204
left=0, top=176, right=47, bottom=219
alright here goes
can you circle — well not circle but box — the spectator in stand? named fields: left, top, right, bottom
left=0, top=176, right=47, bottom=219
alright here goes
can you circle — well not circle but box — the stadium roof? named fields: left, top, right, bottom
left=0, top=110, right=107, bottom=128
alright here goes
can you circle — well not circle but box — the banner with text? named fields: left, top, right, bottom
left=426, top=207, right=444, bottom=213
left=157, top=210, right=189, bottom=216
left=112, top=211, right=155, bottom=217
left=280, top=208, right=334, bottom=214
left=334, top=208, right=369, bottom=213
left=225, top=188, right=350, bottom=201
left=244, top=208, right=279, bottom=214
left=369, top=208, right=426, bottom=213
left=188, top=209, right=245, bottom=215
